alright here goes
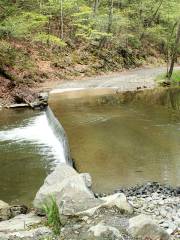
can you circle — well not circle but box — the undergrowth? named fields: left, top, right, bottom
left=156, top=70, right=180, bottom=85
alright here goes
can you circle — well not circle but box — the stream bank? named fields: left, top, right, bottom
left=0, top=164, right=179, bottom=240
left=1, top=66, right=180, bottom=107
left=0, top=70, right=180, bottom=239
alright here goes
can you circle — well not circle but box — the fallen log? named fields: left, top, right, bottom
left=6, top=103, right=30, bottom=108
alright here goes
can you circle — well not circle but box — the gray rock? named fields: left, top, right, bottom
left=101, top=193, right=133, bottom=214
left=10, top=206, right=28, bottom=218
left=166, top=222, right=177, bottom=235
left=0, top=213, right=42, bottom=233
left=0, top=200, right=11, bottom=221
left=77, top=193, right=133, bottom=217
left=57, top=174, right=100, bottom=218
left=33, top=164, right=79, bottom=208
left=128, top=214, right=169, bottom=240
left=160, top=209, right=167, bottom=218
left=38, top=92, right=49, bottom=101
left=88, top=222, right=123, bottom=240
left=80, top=173, right=92, bottom=188
left=0, top=227, right=53, bottom=240
left=34, top=164, right=101, bottom=223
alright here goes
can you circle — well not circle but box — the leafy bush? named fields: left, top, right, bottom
left=34, top=33, right=66, bottom=47
left=0, top=12, right=48, bottom=39
left=0, top=40, right=16, bottom=66
left=156, top=70, right=180, bottom=83
left=172, top=70, right=180, bottom=82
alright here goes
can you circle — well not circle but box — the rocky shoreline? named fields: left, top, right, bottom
left=115, top=182, right=180, bottom=197
left=120, top=183, right=180, bottom=238
left=0, top=164, right=179, bottom=240
left=93, top=183, right=180, bottom=239
left=95, top=182, right=180, bottom=199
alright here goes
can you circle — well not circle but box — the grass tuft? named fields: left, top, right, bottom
left=156, top=70, right=180, bottom=84
left=43, top=197, right=61, bottom=236
left=171, top=70, right=180, bottom=82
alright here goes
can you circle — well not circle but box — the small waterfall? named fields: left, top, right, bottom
left=45, top=107, right=72, bottom=166
left=0, top=108, right=72, bottom=167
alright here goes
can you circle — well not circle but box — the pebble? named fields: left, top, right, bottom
left=128, top=195, right=179, bottom=235
left=112, top=182, right=180, bottom=236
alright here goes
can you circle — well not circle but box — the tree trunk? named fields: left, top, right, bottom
left=60, top=0, right=64, bottom=39
left=166, top=22, right=177, bottom=76
left=93, top=0, right=99, bottom=15
left=168, top=21, right=180, bottom=80
left=147, top=0, right=164, bottom=27
left=107, top=0, right=113, bottom=33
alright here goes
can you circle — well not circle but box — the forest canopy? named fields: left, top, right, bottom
left=0, top=0, right=180, bottom=84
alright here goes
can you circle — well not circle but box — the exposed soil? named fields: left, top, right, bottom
left=1, top=65, right=180, bottom=107
left=0, top=77, right=38, bottom=106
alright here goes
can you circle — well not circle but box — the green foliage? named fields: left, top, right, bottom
left=0, top=0, right=180, bottom=78
left=0, top=0, right=179, bottom=49
left=40, top=238, right=54, bottom=240
left=39, top=237, right=54, bottom=240
left=0, top=40, right=36, bottom=74
left=0, top=40, right=16, bottom=66
left=171, top=70, right=180, bottom=82
left=41, top=0, right=80, bottom=15
left=0, top=12, right=48, bottom=39
left=73, top=5, right=112, bottom=41
left=43, top=198, right=61, bottom=236
left=145, top=25, right=167, bottom=44
left=34, top=33, right=66, bottom=47
left=156, top=70, right=180, bottom=83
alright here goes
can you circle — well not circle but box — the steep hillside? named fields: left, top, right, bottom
left=0, top=0, right=180, bottom=105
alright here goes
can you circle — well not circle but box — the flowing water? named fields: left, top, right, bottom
left=0, top=108, right=70, bottom=205
left=49, top=89, right=180, bottom=193
left=0, top=88, right=180, bottom=204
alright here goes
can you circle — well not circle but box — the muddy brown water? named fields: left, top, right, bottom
left=0, top=88, right=180, bottom=204
left=49, top=88, right=180, bottom=193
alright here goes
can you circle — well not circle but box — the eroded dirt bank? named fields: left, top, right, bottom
left=1, top=66, right=180, bottom=107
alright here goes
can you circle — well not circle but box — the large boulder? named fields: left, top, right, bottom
left=33, top=164, right=100, bottom=218
left=128, top=214, right=169, bottom=240
left=57, top=174, right=100, bottom=215
left=33, top=164, right=80, bottom=208
left=0, top=201, right=11, bottom=221
left=34, top=164, right=133, bottom=223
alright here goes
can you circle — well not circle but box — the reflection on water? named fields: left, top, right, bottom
left=0, top=109, right=66, bottom=204
left=1, top=88, right=180, bottom=203
left=50, top=90, right=180, bottom=193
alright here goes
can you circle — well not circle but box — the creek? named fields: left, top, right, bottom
left=0, top=87, right=180, bottom=204
left=49, top=88, right=180, bottom=193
